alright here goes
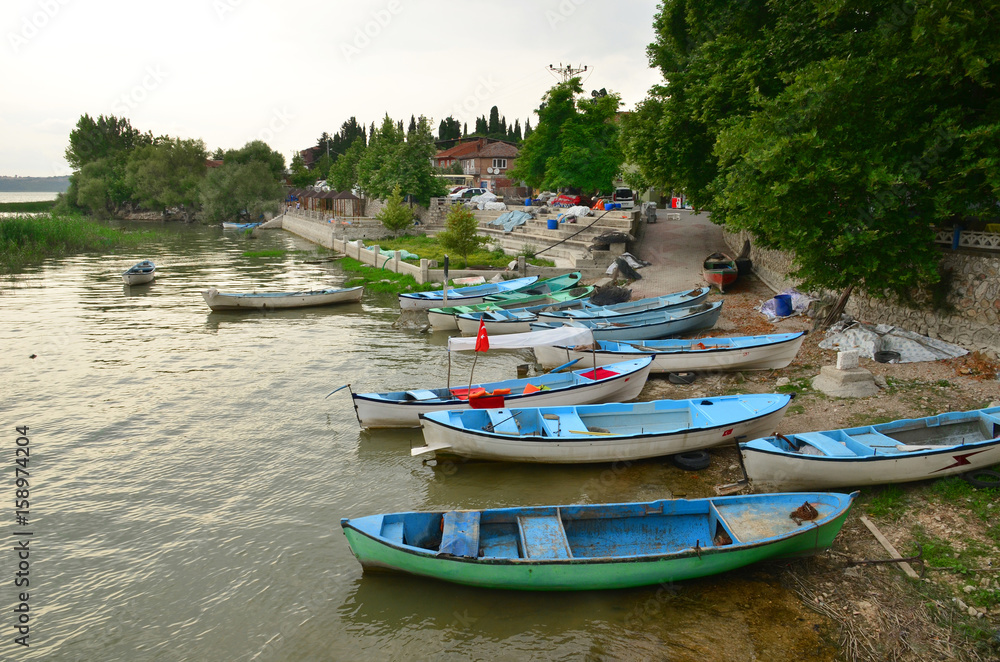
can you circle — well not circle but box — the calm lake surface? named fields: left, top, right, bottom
left=1, top=222, right=833, bottom=661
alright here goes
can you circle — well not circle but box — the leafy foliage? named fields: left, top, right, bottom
left=125, top=138, right=207, bottom=217
left=626, top=0, right=1000, bottom=300
left=356, top=115, right=445, bottom=204
left=507, top=78, right=623, bottom=192
left=199, top=160, right=283, bottom=224
left=437, top=205, right=489, bottom=267
left=376, top=184, right=414, bottom=237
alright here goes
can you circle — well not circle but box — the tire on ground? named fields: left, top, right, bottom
left=962, top=469, right=1000, bottom=489
left=671, top=450, right=711, bottom=471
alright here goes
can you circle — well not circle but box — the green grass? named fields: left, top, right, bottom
left=928, top=475, right=1000, bottom=543
left=1, top=213, right=159, bottom=274
left=340, top=257, right=439, bottom=293
left=861, top=484, right=910, bottom=520
left=775, top=377, right=814, bottom=395
left=0, top=200, right=57, bottom=213
left=375, top=234, right=555, bottom=268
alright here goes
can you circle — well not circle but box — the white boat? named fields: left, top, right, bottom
left=398, top=276, right=539, bottom=311
left=202, top=286, right=363, bottom=311
left=533, top=332, right=807, bottom=373
left=740, top=406, right=1000, bottom=491
left=529, top=301, right=723, bottom=342
left=413, top=393, right=793, bottom=462
left=534, top=287, right=710, bottom=323
left=349, top=357, right=654, bottom=428
left=427, top=287, right=594, bottom=332
left=122, top=260, right=156, bottom=285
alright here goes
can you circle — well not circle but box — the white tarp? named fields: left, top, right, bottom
left=818, top=321, right=969, bottom=363
left=564, top=205, right=592, bottom=217
left=448, top=327, right=593, bottom=352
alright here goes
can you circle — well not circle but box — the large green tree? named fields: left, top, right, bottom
left=438, top=116, right=461, bottom=141
left=64, top=114, right=151, bottom=216
left=125, top=138, right=208, bottom=219
left=625, top=0, right=1000, bottom=302
left=507, top=78, right=623, bottom=192
left=327, top=137, right=366, bottom=192
left=199, top=161, right=283, bottom=224
left=356, top=115, right=444, bottom=204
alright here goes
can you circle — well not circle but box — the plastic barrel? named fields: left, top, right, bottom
left=774, top=294, right=793, bottom=317
left=547, top=218, right=559, bottom=230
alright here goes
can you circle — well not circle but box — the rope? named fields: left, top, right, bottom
left=534, top=208, right=615, bottom=257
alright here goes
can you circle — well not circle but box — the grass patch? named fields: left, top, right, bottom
left=340, top=257, right=438, bottom=293
left=785, top=404, right=806, bottom=416
left=908, top=526, right=992, bottom=578
left=375, top=234, right=555, bottom=268
left=1, top=213, right=159, bottom=274
left=242, top=249, right=286, bottom=258
left=776, top=377, right=814, bottom=395
left=0, top=200, right=57, bottom=213
left=861, top=484, right=910, bottom=520
left=928, top=475, right=1000, bottom=542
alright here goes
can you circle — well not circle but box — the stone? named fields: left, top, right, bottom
left=836, top=350, right=860, bottom=370
left=812, top=365, right=879, bottom=398
left=874, top=375, right=888, bottom=388
left=776, top=377, right=790, bottom=387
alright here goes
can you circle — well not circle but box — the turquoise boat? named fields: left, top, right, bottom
left=483, top=272, right=583, bottom=302
left=399, top=275, right=539, bottom=311
left=341, top=492, right=857, bottom=591
left=427, top=286, right=595, bottom=331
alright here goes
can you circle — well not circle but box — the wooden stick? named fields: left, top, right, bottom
left=859, top=515, right=921, bottom=579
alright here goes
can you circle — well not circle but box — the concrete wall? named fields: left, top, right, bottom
left=724, top=228, right=1000, bottom=357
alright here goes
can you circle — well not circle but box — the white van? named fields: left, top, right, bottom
left=612, top=187, right=634, bottom=209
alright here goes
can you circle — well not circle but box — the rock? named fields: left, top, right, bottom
left=776, top=377, right=790, bottom=387
left=968, top=606, right=979, bottom=617
left=874, top=375, right=888, bottom=388
left=964, top=585, right=975, bottom=593
left=955, top=597, right=969, bottom=611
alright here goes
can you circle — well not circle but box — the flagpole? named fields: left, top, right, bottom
left=469, top=319, right=489, bottom=394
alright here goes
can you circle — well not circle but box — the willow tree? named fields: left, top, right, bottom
left=624, top=0, right=1000, bottom=313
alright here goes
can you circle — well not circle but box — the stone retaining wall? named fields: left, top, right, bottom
left=724, top=229, right=1000, bottom=357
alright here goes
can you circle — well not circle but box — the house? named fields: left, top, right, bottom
left=432, top=138, right=519, bottom=191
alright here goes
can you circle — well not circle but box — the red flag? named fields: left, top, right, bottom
left=475, top=319, right=490, bottom=352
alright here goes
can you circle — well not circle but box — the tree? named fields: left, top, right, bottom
left=473, top=116, right=488, bottom=136
left=222, top=140, right=285, bottom=181
left=376, top=184, right=414, bottom=237
left=327, top=137, right=366, bottom=192
left=438, top=204, right=488, bottom=267
left=65, top=114, right=149, bottom=170
left=487, top=106, right=503, bottom=139
left=64, top=113, right=150, bottom=216
left=523, top=118, right=532, bottom=140
left=627, top=0, right=1000, bottom=305
left=438, top=116, right=461, bottom=141
left=356, top=115, right=445, bottom=204
left=200, top=160, right=283, bottom=223
left=125, top=138, right=207, bottom=219
left=289, top=153, right=315, bottom=188
left=507, top=78, right=623, bottom=192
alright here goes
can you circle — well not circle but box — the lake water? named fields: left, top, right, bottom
left=0, top=192, right=60, bottom=203
left=1, top=222, right=834, bottom=661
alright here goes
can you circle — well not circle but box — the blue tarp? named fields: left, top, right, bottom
left=490, top=210, right=532, bottom=233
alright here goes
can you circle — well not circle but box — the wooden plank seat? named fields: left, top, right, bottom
left=796, top=432, right=855, bottom=457
left=517, top=511, right=572, bottom=558
left=439, top=510, right=481, bottom=558
left=542, top=412, right=589, bottom=436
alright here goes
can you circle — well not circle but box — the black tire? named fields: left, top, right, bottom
left=671, top=450, right=711, bottom=471
left=962, top=469, right=1000, bottom=489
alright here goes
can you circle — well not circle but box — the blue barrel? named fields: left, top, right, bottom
left=525, top=198, right=532, bottom=206
left=774, top=294, right=793, bottom=317
left=547, top=218, right=559, bottom=230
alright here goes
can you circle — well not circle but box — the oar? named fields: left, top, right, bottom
left=547, top=358, right=581, bottom=373
left=325, top=384, right=352, bottom=399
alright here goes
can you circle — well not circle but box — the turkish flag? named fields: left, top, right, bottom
left=475, top=319, right=489, bottom=352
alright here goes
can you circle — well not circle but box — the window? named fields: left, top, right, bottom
left=492, top=158, right=507, bottom=169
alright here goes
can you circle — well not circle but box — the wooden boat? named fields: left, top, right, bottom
left=202, top=285, right=363, bottom=311
left=535, top=287, right=710, bottom=323
left=341, top=491, right=857, bottom=591
left=534, top=332, right=807, bottom=373
left=348, top=357, right=653, bottom=429
left=740, top=406, right=1000, bottom=491
left=703, top=252, right=738, bottom=293
left=413, top=393, right=792, bottom=462
left=452, top=289, right=601, bottom=336
left=427, top=286, right=595, bottom=332
left=122, top=260, right=156, bottom=285
left=398, top=276, right=539, bottom=311
left=482, top=272, right=583, bottom=302
left=529, top=301, right=723, bottom=342
left=222, top=222, right=261, bottom=230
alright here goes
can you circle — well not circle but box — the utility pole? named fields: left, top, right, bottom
left=548, top=62, right=587, bottom=83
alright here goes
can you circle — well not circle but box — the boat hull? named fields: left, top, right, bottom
left=122, top=260, right=156, bottom=285
left=398, top=276, right=539, bottom=311
left=703, top=268, right=738, bottom=293
left=341, top=492, right=856, bottom=591
left=533, top=333, right=806, bottom=373
left=535, top=287, right=710, bottom=323
left=353, top=358, right=653, bottom=428
left=741, top=407, right=1000, bottom=491
left=416, top=394, right=791, bottom=462
left=202, top=286, right=363, bottom=310
left=530, top=302, right=723, bottom=342
left=428, top=286, right=594, bottom=332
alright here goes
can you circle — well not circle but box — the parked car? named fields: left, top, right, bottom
left=448, top=187, right=488, bottom=201
left=612, top=187, right=635, bottom=209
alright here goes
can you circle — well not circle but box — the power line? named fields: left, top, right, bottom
left=548, top=62, right=587, bottom=83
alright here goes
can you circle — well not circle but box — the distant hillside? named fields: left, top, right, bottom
left=0, top=176, right=70, bottom=192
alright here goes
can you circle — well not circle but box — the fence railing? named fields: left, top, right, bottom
left=934, top=229, right=1000, bottom=251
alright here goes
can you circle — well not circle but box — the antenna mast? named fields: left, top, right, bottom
left=548, top=62, right=587, bottom=83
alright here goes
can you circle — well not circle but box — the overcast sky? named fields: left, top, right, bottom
left=2, top=0, right=665, bottom=177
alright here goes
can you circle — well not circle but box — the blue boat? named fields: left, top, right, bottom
left=535, top=287, right=710, bottom=322
left=341, top=492, right=858, bottom=591
left=398, top=275, right=539, bottom=311
left=530, top=301, right=723, bottom=341
left=222, top=222, right=261, bottom=230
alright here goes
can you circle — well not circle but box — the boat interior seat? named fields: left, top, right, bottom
left=543, top=412, right=589, bottom=436
left=406, top=389, right=439, bottom=401
left=438, top=510, right=481, bottom=558
left=380, top=517, right=404, bottom=545
left=850, top=431, right=904, bottom=454
left=517, top=511, right=572, bottom=559
left=486, top=409, right=520, bottom=435
left=795, top=432, right=856, bottom=457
